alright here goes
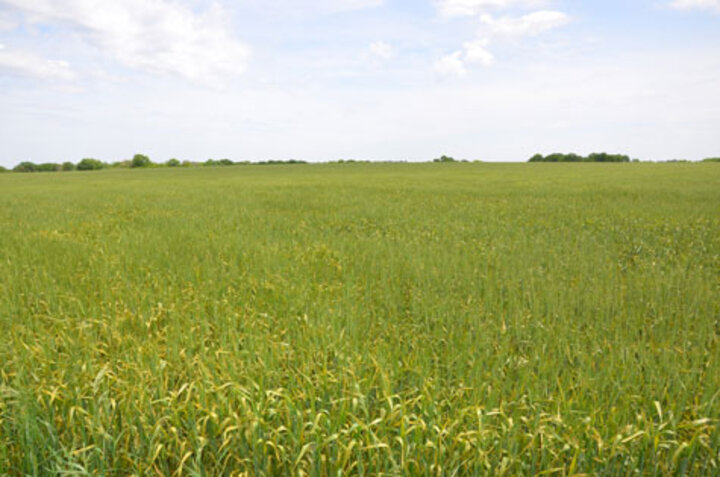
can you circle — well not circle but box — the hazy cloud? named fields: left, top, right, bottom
left=670, top=0, right=720, bottom=12
left=436, top=0, right=547, bottom=17
left=435, top=2, right=569, bottom=76
left=434, top=51, right=467, bottom=77
left=0, top=44, right=76, bottom=80
left=369, top=41, right=395, bottom=60
left=462, top=39, right=495, bottom=65
left=480, top=11, right=570, bottom=37
left=0, top=0, right=250, bottom=85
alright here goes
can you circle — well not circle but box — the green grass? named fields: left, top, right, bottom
left=1, top=163, right=718, bottom=475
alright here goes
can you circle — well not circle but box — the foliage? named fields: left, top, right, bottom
left=76, top=158, right=105, bottom=171
left=0, top=165, right=7, bottom=172
left=13, top=161, right=38, bottom=172
left=166, top=158, right=181, bottom=167
left=61, top=162, right=76, bottom=172
left=131, top=154, right=152, bottom=168
left=255, top=159, right=308, bottom=165
left=703, top=157, right=720, bottom=162
left=433, top=155, right=457, bottom=163
left=110, top=160, right=132, bottom=168
left=0, top=164, right=718, bottom=474
left=37, top=163, right=62, bottom=172
left=529, top=152, right=631, bottom=162
left=204, top=159, right=232, bottom=167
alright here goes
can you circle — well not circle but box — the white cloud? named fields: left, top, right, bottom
left=480, top=10, right=570, bottom=37
left=434, top=51, right=467, bottom=77
left=0, top=44, right=76, bottom=80
left=435, top=2, right=569, bottom=76
left=0, top=14, right=16, bottom=31
left=670, top=0, right=720, bottom=12
left=463, top=39, right=495, bottom=65
left=253, top=0, right=383, bottom=16
left=436, top=0, right=546, bottom=17
left=335, top=0, right=384, bottom=9
left=0, top=0, right=250, bottom=85
left=369, top=41, right=395, bottom=60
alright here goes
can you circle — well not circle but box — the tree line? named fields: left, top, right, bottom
left=528, top=153, right=720, bottom=163
left=0, top=154, right=309, bottom=173
left=2, top=153, right=718, bottom=173
left=528, top=152, right=634, bottom=162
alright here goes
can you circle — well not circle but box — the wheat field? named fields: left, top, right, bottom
left=1, top=163, right=718, bottom=475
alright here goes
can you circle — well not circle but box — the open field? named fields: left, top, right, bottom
left=0, top=163, right=719, bottom=474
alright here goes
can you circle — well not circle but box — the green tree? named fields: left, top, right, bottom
left=166, top=158, right=181, bottom=167
left=37, top=163, right=61, bottom=172
left=131, top=154, right=152, bottom=168
left=433, top=155, right=457, bottom=163
left=76, top=158, right=105, bottom=171
left=528, top=152, right=631, bottom=163
left=0, top=165, right=8, bottom=173
left=13, top=162, right=38, bottom=172
left=62, top=162, right=76, bottom=171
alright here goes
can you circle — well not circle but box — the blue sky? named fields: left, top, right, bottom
left=0, top=0, right=719, bottom=166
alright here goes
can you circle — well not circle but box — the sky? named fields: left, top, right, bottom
left=0, top=0, right=719, bottom=166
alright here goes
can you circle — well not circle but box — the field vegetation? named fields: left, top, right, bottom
left=0, top=163, right=718, bottom=474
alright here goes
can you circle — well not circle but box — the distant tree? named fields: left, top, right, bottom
left=702, top=157, right=720, bottom=162
left=528, top=152, right=631, bottom=163
left=62, top=162, right=76, bottom=171
left=37, top=163, right=61, bottom=172
left=181, top=160, right=194, bottom=167
left=76, top=158, right=105, bottom=171
left=202, top=158, right=233, bottom=166
left=544, top=153, right=564, bottom=162
left=564, top=153, right=583, bottom=162
left=588, top=152, right=630, bottom=163
left=0, top=165, right=8, bottom=173
left=256, top=159, right=308, bottom=165
left=166, top=158, right=181, bottom=167
left=433, top=155, right=457, bottom=163
left=131, top=154, right=152, bottom=168
left=13, top=162, right=38, bottom=172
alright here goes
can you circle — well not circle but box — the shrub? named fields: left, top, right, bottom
left=13, top=162, right=38, bottom=173
left=166, top=158, right=181, bottom=167
left=528, top=152, right=631, bottom=163
left=0, top=165, right=8, bottom=173
left=702, top=157, right=720, bottom=162
left=76, top=158, right=105, bottom=171
left=37, top=163, right=61, bottom=172
left=62, top=162, right=76, bottom=171
left=433, top=155, right=457, bottom=163
left=131, top=154, right=152, bottom=168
